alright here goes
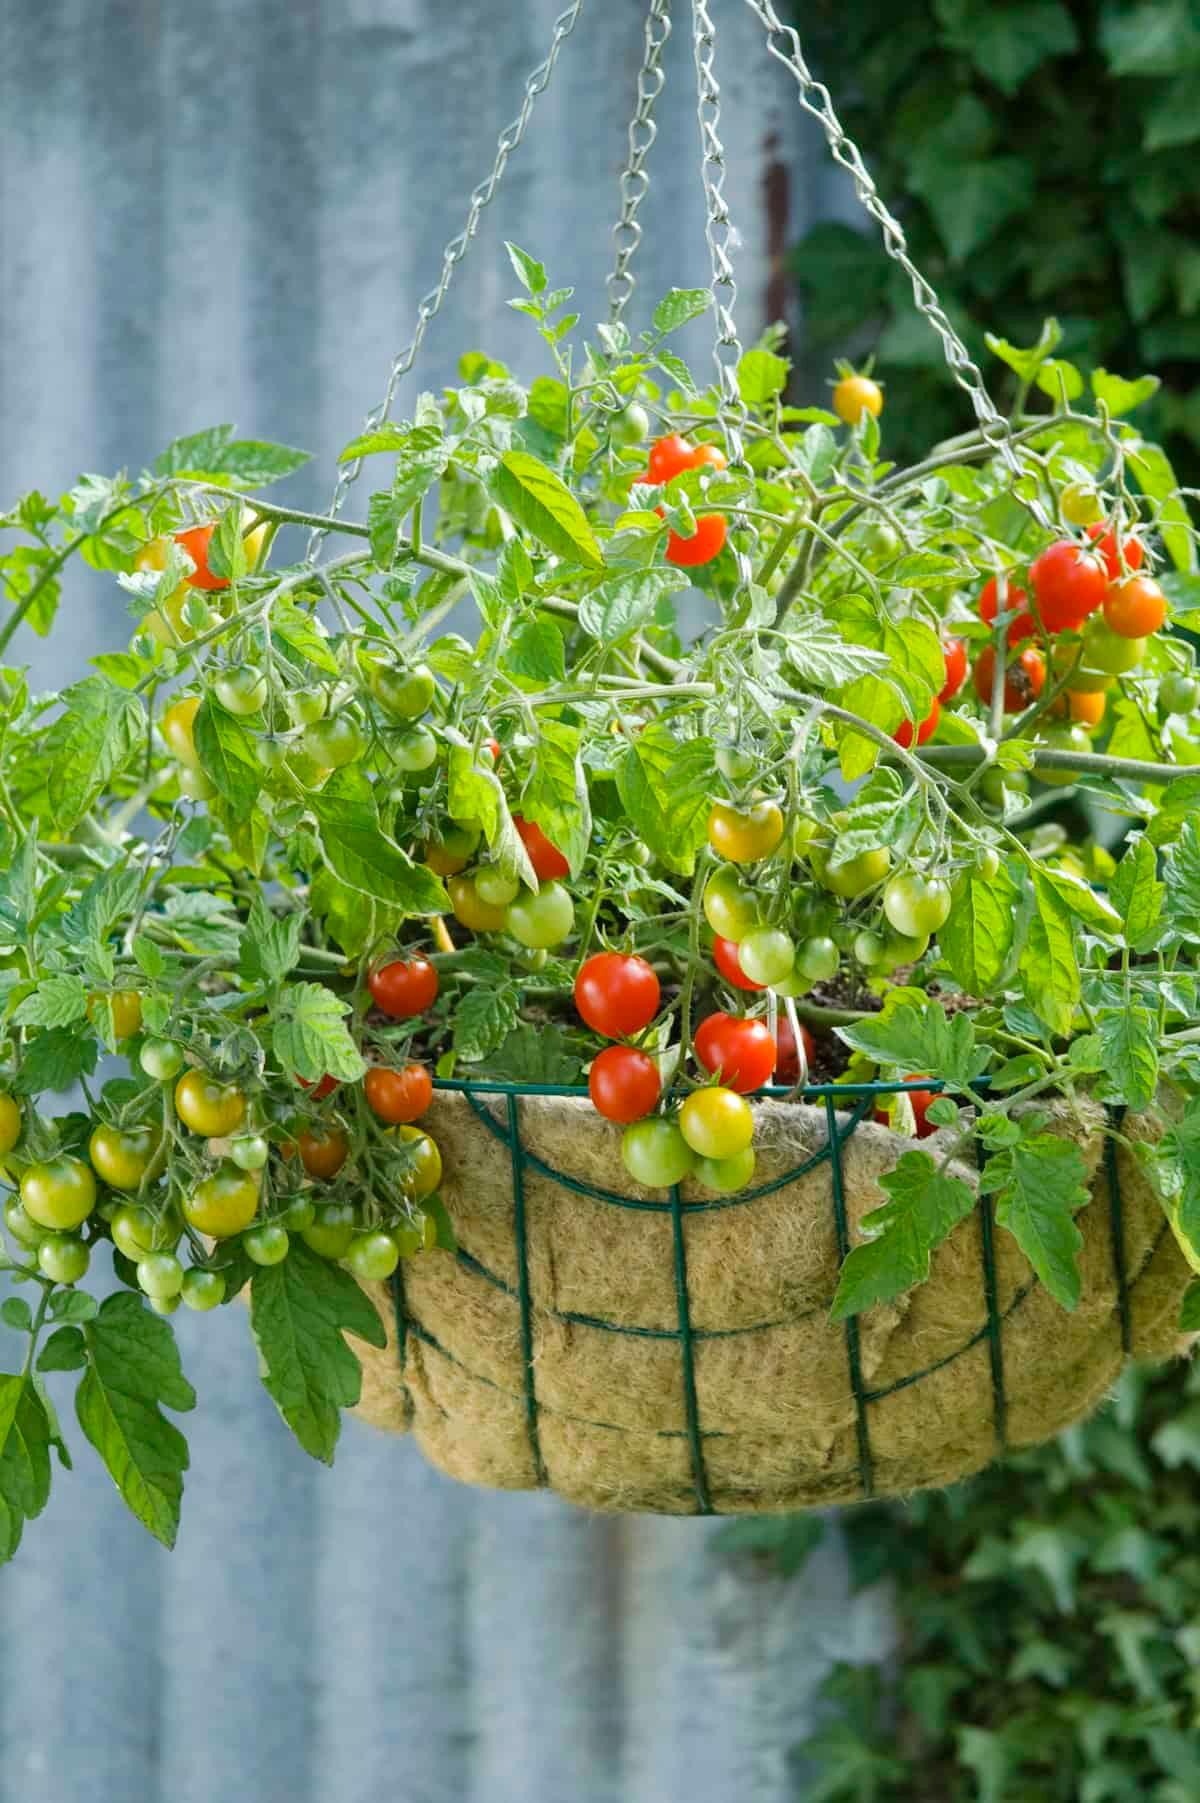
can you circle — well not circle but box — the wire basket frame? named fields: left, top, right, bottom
left=391, top=1081, right=1138, bottom=1515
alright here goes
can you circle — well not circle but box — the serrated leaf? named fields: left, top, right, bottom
left=1126, top=437, right=1195, bottom=574
left=11, top=1027, right=100, bottom=1096
left=939, top=864, right=1019, bottom=993
left=981, top=1133, right=1088, bottom=1310
left=737, top=348, right=789, bottom=404
left=239, top=892, right=304, bottom=988
left=206, top=507, right=248, bottom=582
left=505, top=241, right=546, bottom=296
left=272, top=982, right=366, bottom=1084
left=269, top=600, right=340, bottom=676
left=339, top=422, right=411, bottom=461
left=616, top=726, right=715, bottom=876
left=250, top=1241, right=387, bottom=1463
left=1098, top=1009, right=1159, bottom=1110
left=831, top=1150, right=976, bottom=1319
left=192, top=697, right=261, bottom=824
left=452, top=983, right=520, bottom=1061
left=507, top=617, right=565, bottom=684
left=490, top=451, right=603, bottom=569
left=1022, top=869, right=1080, bottom=1035
left=521, top=720, right=591, bottom=877
left=839, top=1001, right=984, bottom=1089
left=1164, top=817, right=1200, bottom=939
left=310, top=778, right=449, bottom=913
left=1037, top=866, right=1121, bottom=936
left=657, top=351, right=698, bottom=396
left=1110, top=835, right=1163, bottom=949
left=0, top=1374, right=51, bottom=1562
left=577, top=568, right=686, bottom=644
left=11, top=972, right=89, bottom=1029
left=43, top=678, right=145, bottom=832
left=476, top=1021, right=585, bottom=1085
left=76, top=1293, right=194, bottom=1548
left=786, top=620, right=891, bottom=689
left=155, top=427, right=308, bottom=485
left=652, top=288, right=711, bottom=336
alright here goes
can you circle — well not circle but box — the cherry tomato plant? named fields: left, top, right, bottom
left=2, top=254, right=1200, bottom=1563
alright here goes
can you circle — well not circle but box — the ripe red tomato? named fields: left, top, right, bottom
left=296, top=1123, right=350, bottom=1180
left=691, top=443, right=727, bottom=472
left=513, top=814, right=569, bottom=881
left=972, top=645, right=1046, bottom=712
left=298, top=1073, right=339, bottom=1101
left=893, top=695, right=940, bottom=749
left=368, top=956, right=439, bottom=1018
left=1103, top=574, right=1167, bottom=639
left=694, top=1013, right=776, bottom=1093
left=774, top=1017, right=815, bottom=1085
left=588, top=1046, right=661, bottom=1123
left=364, top=1064, right=433, bottom=1125
left=875, top=1076, right=936, bottom=1139
left=574, top=953, right=661, bottom=1038
left=977, top=576, right=1033, bottom=645
left=939, top=638, right=967, bottom=702
left=647, top=434, right=697, bottom=483
left=712, top=935, right=766, bottom=992
left=1086, top=521, right=1145, bottom=582
left=175, top=522, right=228, bottom=591
left=666, top=514, right=727, bottom=567
left=1029, top=540, right=1107, bottom=631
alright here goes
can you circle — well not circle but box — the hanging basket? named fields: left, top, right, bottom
left=345, top=1084, right=1191, bottom=1515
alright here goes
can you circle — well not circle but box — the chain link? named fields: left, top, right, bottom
left=690, top=0, right=757, bottom=594
left=307, top=1, right=586, bottom=563
left=740, top=0, right=1054, bottom=534
left=607, top=0, right=673, bottom=325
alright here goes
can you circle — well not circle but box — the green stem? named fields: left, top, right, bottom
left=919, top=743, right=1195, bottom=784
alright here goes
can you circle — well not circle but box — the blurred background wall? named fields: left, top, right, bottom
left=0, top=4, right=895, bottom=1800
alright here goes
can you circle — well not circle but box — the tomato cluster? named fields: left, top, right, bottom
left=635, top=433, right=730, bottom=568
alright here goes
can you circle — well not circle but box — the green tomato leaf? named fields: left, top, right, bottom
left=1097, top=1008, right=1159, bottom=1110
left=239, top=892, right=304, bottom=989
left=839, top=1001, right=984, bottom=1089
left=310, top=779, right=449, bottom=914
left=453, top=982, right=520, bottom=1062
left=1091, top=369, right=1160, bottom=416
left=1180, top=1282, right=1200, bottom=1332
left=737, top=349, right=790, bottom=405
left=981, top=1133, right=1089, bottom=1310
left=1110, top=835, right=1163, bottom=950
left=272, top=982, right=366, bottom=1084
left=652, top=288, right=711, bottom=336
left=615, top=725, right=715, bottom=876
left=984, top=318, right=1063, bottom=384
left=505, top=241, right=547, bottom=297
left=0, top=1373, right=52, bottom=1563
left=939, top=862, right=1019, bottom=994
left=1021, top=869, right=1080, bottom=1036
left=831, top=1150, right=976, bottom=1319
left=11, top=972, right=90, bottom=1029
left=577, top=568, right=687, bottom=645
left=193, top=698, right=261, bottom=825
left=506, top=617, right=565, bottom=684
left=11, top=1026, right=100, bottom=1097
left=155, top=428, right=309, bottom=485
left=1125, top=437, right=1195, bottom=573
left=521, top=719, right=591, bottom=878
left=1164, top=816, right=1200, bottom=940
left=490, top=451, right=603, bottom=570
left=250, top=1241, right=387, bottom=1464
left=43, top=678, right=145, bottom=832
left=75, top=1293, right=195, bottom=1549
left=37, top=1326, right=87, bottom=1374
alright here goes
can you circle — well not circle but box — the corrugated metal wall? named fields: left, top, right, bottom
left=0, top=4, right=895, bottom=1799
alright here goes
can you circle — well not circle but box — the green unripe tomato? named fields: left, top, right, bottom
left=392, top=1220, right=424, bottom=1258
left=289, top=686, right=328, bottom=727
left=812, top=843, right=890, bottom=899
left=797, top=934, right=840, bottom=983
left=737, top=926, right=795, bottom=987
left=303, top=714, right=365, bottom=769
left=610, top=401, right=650, bottom=446
left=1161, top=671, right=1199, bottom=715
left=391, top=725, right=439, bottom=772
left=1082, top=615, right=1146, bottom=676
left=244, top=1224, right=290, bottom=1266
left=38, top=1234, right=90, bottom=1285
left=505, top=882, right=575, bottom=950
left=301, top=1201, right=357, bottom=1261
left=112, top=1203, right=181, bottom=1260
left=475, top=865, right=520, bottom=908
left=1060, top=481, right=1104, bottom=527
left=367, top=659, right=436, bottom=720
left=976, top=846, right=1001, bottom=880
left=702, top=866, right=760, bottom=940
left=256, top=736, right=290, bottom=771
left=4, top=1198, right=47, bottom=1249
left=281, top=1197, right=317, bottom=1232
left=181, top=1268, right=226, bottom=1311
left=791, top=815, right=820, bottom=857
left=346, top=1231, right=401, bottom=1281
left=21, top=1157, right=97, bottom=1231
left=882, top=873, right=952, bottom=940
left=621, top=1117, right=695, bottom=1189
left=149, top=1294, right=181, bottom=1317
left=140, top=1038, right=184, bottom=1082
left=1034, top=723, right=1091, bottom=786
left=178, top=765, right=217, bottom=801
left=230, top=1134, right=270, bottom=1172
left=877, top=928, right=930, bottom=973
left=693, top=1146, right=757, bottom=1193
left=979, top=767, right=1028, bottom=806
left=137, top=1252, right=185, bottom=1299
left=853, top=929, right=886, bottom=969
left=214, top=664, right=268, bottom=716
left=715, top=744, right=757, bottom=783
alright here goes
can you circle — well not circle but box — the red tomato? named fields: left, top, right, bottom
left=1086, top=522, right=1145, bottom=582
left=893, top=695, right=940, bottom=749
left=588, top=1046, right=661, bottom=1123
left=298, top=1073, right=339, bottom=1101
left=574, top=953, right=661, bottom=1038
left=691, top=444, right=728, bottom=472
left=364, top=1063, right=433, bottom=1125
left=647, top=434, right=697, bottom=483
left=1103, top=574, right=1167, bottom=639
left=694, top=1013, right=776, bottom=1093
left=513, top=814, right=569, bottom=881
left=774, top=1017, right=815, bottom=1085
left=939, top=638, right=967, bottom=702
left=874, top=1076, right=936, bottom=1139
left=972, top=645, right=1046, bottom=712
left=666, top=514, right=727, bottom=568
left=368, top=956, right=439, bottom=1019
left=712, top=935, right=766, bottom=992
left=175, top=523, right=228, bottom=592
left=978, top=576, right=1032, bottom=645
left=1029, top=540, right=1107, bottom=631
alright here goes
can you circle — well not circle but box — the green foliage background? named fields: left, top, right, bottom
left=790, top=0, right=1200, bottom=476
left=729, top=1358, right=1200, bottom=1799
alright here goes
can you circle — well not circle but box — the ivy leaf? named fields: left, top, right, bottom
left=839, top=1001, right=984, bottom=1089
left=831, top=1151, right=976, bottom=1319
left=616, top=726, right=716, bottom=876
left=939, top=862, right=1019, bottom=994
left=250, top=1241, right=387, bottom=1463
left=1097, top=1009, right=1159, bottom=1109
left=272, top=983, right=366, bottom=1084
left=310, top=781, right=448, bottom=913
left=1110, top=835, right=1163, bottom=950
left=522, top=719, right=591, bottom=877
left=43, top=678, right=144, bottom=832
left=193, top=698, right=261, bottom=825
left=980, top=1133, right=1088, bottom=1310
left=934, top=0, right=1078, bottom=95
left=238, top=892, right=304, bottom=989
left=452, top=982, right=520, bottom=1062
left=577, top=568, right=686, bottom=645
left=0, top=1373, right=52, bottom=1563
left=651, top=288, right=711, bottom=336
left=75, top=1294, right=195, bottom=1548
left=490, top=451, right=603, bottom=570
left=11, top=972, right=89, bottom=1029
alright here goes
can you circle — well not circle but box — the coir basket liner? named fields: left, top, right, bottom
left=346, top=1085, right=1191, bottom=1515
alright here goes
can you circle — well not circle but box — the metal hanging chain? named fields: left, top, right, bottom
left=606, top=0, right=673, bottom=326
left=307, top=1, right=587, bottom=563
left=740, top=0, right=1054, bottom=534
left=690, top=0, right=757, bottom=593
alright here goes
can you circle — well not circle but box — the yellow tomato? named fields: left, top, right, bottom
left=161, top=696, right=202, bottom=768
